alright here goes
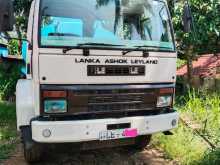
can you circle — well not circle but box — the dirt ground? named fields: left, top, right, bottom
left=2, top=143, right=179, bottom=165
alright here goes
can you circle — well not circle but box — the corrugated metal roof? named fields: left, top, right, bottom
left=177, top=54, right=220, bottom=78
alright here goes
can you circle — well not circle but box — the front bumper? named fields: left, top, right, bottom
left=31, top=112, right=179, bottom=143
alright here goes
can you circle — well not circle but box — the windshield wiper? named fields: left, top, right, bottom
left=63, top=43, right=124, bottom=54
left=77, top=43, right=124, bottom=47
left=122, top=45, right=172, bottom=56
left=48, top=33, right=80, bottom=37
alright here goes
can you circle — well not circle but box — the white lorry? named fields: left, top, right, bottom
left=0, top=0, right=179, bottom=162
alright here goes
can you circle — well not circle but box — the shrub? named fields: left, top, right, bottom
left=0, top=62, right=21, bottom=100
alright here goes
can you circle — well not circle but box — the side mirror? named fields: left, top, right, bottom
left=182, top=2, right=193, bottom=33
left=0, top=0, right=15, bottom=32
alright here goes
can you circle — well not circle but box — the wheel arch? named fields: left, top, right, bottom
left=16, top=79, right=35, bottom=131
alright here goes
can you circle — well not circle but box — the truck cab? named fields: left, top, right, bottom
left=1, top=0, right=179, bottom=162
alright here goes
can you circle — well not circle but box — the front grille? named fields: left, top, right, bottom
left=89, top=103, right=155, bottom=112
left=88, top=65, right=145, bottom=76
left=88, top=95, right=144, bottom=104
left=68, top=88, right=157, bottom=113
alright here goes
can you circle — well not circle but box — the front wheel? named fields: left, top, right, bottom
left=21, top=127, right=43, bottom=163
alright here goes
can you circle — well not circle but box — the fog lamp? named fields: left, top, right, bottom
left=42, top=129, right=51, bottom=138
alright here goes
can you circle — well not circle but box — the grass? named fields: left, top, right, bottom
left=153, top=90, right=220, bottom=165
left=153, top=124, right=207, bottom=165
left=0, top=101, right=17, bottom=161
left=180, top=90, right=220, bottom=146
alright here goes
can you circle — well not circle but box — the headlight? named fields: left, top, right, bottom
left=157, top=96, right=172, bottom=108
left=44, top=100, right=67, bottom=114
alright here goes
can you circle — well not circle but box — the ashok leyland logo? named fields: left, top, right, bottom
left=75, top=58, right=158, bottom=65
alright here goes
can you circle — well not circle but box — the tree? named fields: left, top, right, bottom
left=13, top=0, right=33, bottom=37
left=169, top=0, right=220, bottom=85
left=173, top=0, right=220, bottom=54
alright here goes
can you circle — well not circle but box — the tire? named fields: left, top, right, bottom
left=21, top=126, right=43, bottom=163
left=133, top=135, right=152, bottom=150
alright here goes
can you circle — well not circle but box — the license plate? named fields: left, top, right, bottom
left=99, top=129, right=138, bottom=141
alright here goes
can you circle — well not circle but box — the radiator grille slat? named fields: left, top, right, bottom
left=88, top=95, right=144, bottom=104
left=68, top=88, right=156, bottom=113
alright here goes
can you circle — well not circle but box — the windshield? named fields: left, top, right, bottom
left=39, top=0, right=175, bottom=51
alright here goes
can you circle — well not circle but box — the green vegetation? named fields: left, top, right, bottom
left=169, top=0, right=220, bottom=85
left=171, top=0, right=220, bottom=55
left=153, top=90, right=220, bottom=165
left=181, top=90, right=220, bottom=146
left=153, top=125, right=207, bottom=165
left=0, top=101, right=17, bottom=161
left=177, top=59, right=186, bottom=69
left=0, top=60, right=21, bottom=100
